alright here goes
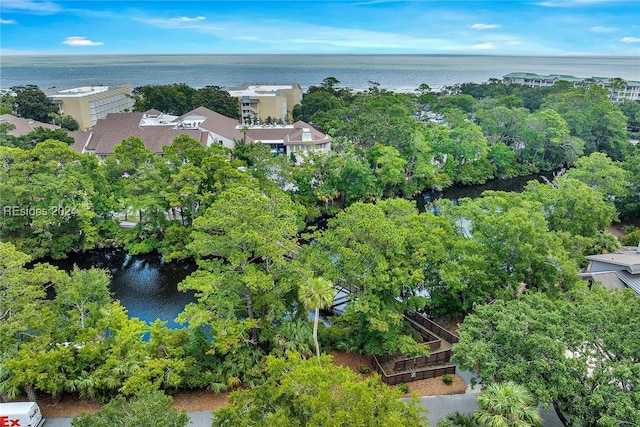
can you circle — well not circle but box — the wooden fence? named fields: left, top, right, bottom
left=370, top=314, right=460, bottom=385
left=372, top=355, right=457, bottom=385
left=391, top=349, right=453, bottom=371
left=405, top=312, right=460, bottom=344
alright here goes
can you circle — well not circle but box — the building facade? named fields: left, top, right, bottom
left=580, top=246, right=640, bottom=296
left=47, top=84, right=135, bottom=130
left=503, top=72, right=640, bottom=102
left=226, top=83, right=303, bottom=125
left=73, top=106, right=331, bottom=164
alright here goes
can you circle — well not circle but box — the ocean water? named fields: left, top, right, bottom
left=1, top=54, right=639, bottom=92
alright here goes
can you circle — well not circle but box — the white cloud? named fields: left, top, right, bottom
left=174, top=16, right=206, bottom=23
left=135, top=15, right=455, bottom=51
left=620, top=36, right=640, bottom=43
left=589, top=26, right=618, bottom=33
left=2, top=0, right=60, bottom=13
left=137, top=15, right=211, bottom=29
left=472, top=42, right=496, bottom=50
left=62, top=36, right=104, bottom=47
left=470, top=23, right=501, bottom=30
left=0, top=18, right=17, bottom=24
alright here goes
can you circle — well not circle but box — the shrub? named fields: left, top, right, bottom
left=442, top=373, right=454, bottom=385
left=71, top=391, right=189, bottom=427
left=620, top=229, right=640, bottom=246
left=357, top=365, right=370, bottom=374
left=397, top=383, right=410, bottom=394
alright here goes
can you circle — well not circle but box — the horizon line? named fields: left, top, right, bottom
left=2, top=52, right=640, bottom=58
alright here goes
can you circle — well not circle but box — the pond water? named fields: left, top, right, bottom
left=51, top=172, right=555, bottom=328
left=47, top=249, right=197, bottom=328
left=417, top=171, right=556, bottom=211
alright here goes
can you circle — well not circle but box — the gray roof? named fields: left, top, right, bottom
left=183, top=106, right=243, bottom=141
left=86, top=112, right=205, bottom=155
left=618, top=270, right=640, bottom=295
left=72, top=107, right=330, bottom=155
left=246, top=121, right=331, bottom=146
left=586, top=249, right=640, bottom=274
left=584, top=271, right=627, bottom=292
left=67, top=129, right=91, bottom=152
left=0, top=113, right=59, bottom=135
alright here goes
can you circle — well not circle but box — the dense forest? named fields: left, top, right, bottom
left=1, top=78, right=639, bottom=426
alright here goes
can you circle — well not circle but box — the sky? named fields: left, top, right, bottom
left=1, top=0, right=639, bottom=56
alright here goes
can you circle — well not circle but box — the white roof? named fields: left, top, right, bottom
left=50, top=86, right=110, bottom=97
left=227, top=84, right=294, bottom=97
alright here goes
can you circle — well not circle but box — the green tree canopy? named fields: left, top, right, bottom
left=307, top=198, right=440, bottom=355
left=523, top=177, right=617, bottom=239
left=293, top=90, right=347, bottom=124
left=192, top=85, right=240, bottom=119
left=11, top=85, right=55, bottom=123
left=177, top=184, right=305, bottom=382
left=2, top=126, right=75, bottom=150
left=437, top=191, right=579, bottom=304
left=211, top=352, right=425, bottom=427
left=452, top=288, right=640, bottom=426
left=131, top=83, right=197, bottom=115
left=563, top=152, right=630, bottom=199
left=542, top=86, right=630, bottom=160
left=103, top=136, right=168, bottom=254
left=0, top=140, right=100, bottom=258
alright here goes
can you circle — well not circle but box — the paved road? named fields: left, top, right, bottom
left=416, top=394, right=563, bottom=427
left=43, top=368, right=562, bottom=427
left=44, top=412, right=213, bottom=426
left=44, top=397, right=563, bottom=427
left=44, top=413, right=213, bottom=426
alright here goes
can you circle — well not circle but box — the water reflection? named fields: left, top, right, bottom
left=46, top=249, right=197, bottom=328
left=416, top=171, right=555, bottom=212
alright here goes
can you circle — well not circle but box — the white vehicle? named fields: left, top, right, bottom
left=0, top=402, right=45, bottom=427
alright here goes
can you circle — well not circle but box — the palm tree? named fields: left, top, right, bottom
left=439, top=411, right=478, bottom=427
left=298, top=276, right=334, bottom=359
left=474, top=381, right=543, bottom=427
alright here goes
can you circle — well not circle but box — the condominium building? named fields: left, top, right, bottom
left=503, top=73, right=640, bottom=101
left=226, top=83, right=303, bottom=125
left=47, top=84, right=134, bottom=130
left=74, top=106, right=331, bottom=165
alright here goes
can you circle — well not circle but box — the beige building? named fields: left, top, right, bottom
left=226, top=83, right=303, bottom=125
left=48, top=84, right=134, bottom=130
left=503, top=73, right=640, bottom=102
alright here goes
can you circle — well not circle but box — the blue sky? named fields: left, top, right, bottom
left=1, top=0, right=639, bottom=55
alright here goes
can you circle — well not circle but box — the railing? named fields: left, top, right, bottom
left=372, top=355, right=457, bottom=386
left=392, top=349, right=452, bottom=371
left=405, top=312, right=460, bottom=344
left=370, top=314, right=459, bottom=385
left=403, top=316, right=442, bottom=348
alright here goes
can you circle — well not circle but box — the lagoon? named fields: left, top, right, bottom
left=44, top=173, right=551, bottom=328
